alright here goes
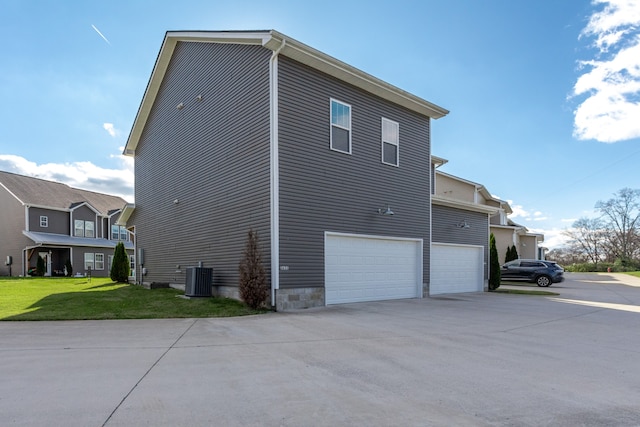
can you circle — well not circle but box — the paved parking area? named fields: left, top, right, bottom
left=1, top=273, right=640, bottom=426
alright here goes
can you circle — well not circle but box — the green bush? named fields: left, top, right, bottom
left=36, top=256, right=45, bottom=277
left=489, top=233, right=501, bottom=291
left=65, top=259, right=73, bottom=277
left=110, top=242, right=129, bottom=283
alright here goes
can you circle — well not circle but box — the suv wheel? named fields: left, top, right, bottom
left=536, top=275, right=551, bottom=287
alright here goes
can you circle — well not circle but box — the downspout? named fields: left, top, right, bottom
left=269, top=38, right=286, bottom=308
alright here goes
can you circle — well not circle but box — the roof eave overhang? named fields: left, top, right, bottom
left=431, top=195, right=499, bottom=214
left=124, top=30, right=449, bottom=156
left=115, top=203, right=135, bottom=226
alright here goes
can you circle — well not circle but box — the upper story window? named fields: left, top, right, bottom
left=74, top=220, right=95, bottom=238
left=40, top=216, right=48, bottom=228
left=111, top=225, right=128, bottom=241
left=330, top=99, right=351, bottom=154
left=381, top=118, right=399, bottom=167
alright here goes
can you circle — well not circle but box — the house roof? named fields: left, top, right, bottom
left=434, top=170, right=513, bottom=215
left=124, top=29, right=449, bottom=156
left=23, top=231, right=134, bottom=249
left=0, top=171, right=126, bottom=216
left=431, top=195, right=499, bottom=214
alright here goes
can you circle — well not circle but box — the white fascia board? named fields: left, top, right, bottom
left=69, top=202, right=101, bottom=215
left=124, top=30, right=449, bottom=156
left=266, top=30, right=448, bottom=119
left=24, top=204, right=70, bottom=213
left=431, top=195, right=499, bottom=214
left=0, top=182, right=25, bottom=205
left=115, top=203, right=135, bottom=226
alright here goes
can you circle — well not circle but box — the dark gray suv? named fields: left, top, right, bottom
left=500, top=259, right=564, bottom=287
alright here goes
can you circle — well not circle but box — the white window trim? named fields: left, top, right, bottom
left=95, top=253, right=105, bottom=270
left=381, top=117, right=399, bottom=167
left=74, top=220, right=85, bottom=237
left=330, top=98, right=352, bottom=155
left=84, top=253, right=94, bottom=271
left=40, top=216, right=48, bottom=228
left=84, top=221, right=95, bottom=238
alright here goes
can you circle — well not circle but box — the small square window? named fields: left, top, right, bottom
left=330, top=99, right=351, bottom=154
left=40, top=216, right=48, bottom=228
left=381, top=118, right=399, bottom=167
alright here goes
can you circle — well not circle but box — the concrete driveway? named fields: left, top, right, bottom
left=1, top=273, right=640, bottom=426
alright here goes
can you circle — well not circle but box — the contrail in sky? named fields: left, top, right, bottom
left=91, top=24, right=111, bottom=45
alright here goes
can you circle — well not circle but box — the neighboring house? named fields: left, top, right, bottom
left=430, top=158, right=499, bottom=294
left=120, top=30, right=449, bottom=310
left=431, top=159, right=545, bottom=290
left=0, top=171, right=134, bottom=278
left=491, top=219, right=545, bottom=262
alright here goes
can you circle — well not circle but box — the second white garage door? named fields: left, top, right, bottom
left=430, top=243, right=484, bottom=295
left=325, top=233, right=422, bottom=305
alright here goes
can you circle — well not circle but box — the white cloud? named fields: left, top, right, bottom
left=0, top=154, right=133, bottom=202
left=507, top=201, right=529, bottom=219
left=103, top=122, right=118, bottom=138
left=572, top=0, right=640, bottom=143
left=535, top=227, right=570, bottom=250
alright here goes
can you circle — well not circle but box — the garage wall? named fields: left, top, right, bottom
left=431, top=205, right=489, bottom=281
left=277, top=56, right=432, bottom=291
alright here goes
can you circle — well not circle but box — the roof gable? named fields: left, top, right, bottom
left=124, top=30, right=449, bottom=156
left=0, top=171, right=126, bottom=216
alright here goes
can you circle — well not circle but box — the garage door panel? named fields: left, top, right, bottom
left=325, top=234, right=422, bottom=305
left=430, top=243, right=483, bottom=295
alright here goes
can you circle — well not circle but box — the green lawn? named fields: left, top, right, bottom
left=0, top=277, right=267, bottom=321
left=625, top=271, right=640, bottom=278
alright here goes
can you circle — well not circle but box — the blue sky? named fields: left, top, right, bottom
left=1, top=0, right=639, bottom=249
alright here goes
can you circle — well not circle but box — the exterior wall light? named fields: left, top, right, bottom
left=377, top=205, right=394, bottom=216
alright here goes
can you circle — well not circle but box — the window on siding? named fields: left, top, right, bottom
left=330, top=99, right=351, bottom=154
left=381, top=118, right=399, bottom=167
left=95, top=253, right=105, bottom=270
left=40, top=216, right=48, bottom=227
left=112, top=225, right=129, bottom=241
left=84, top=221, right=95, bottom=238
left=75, top=220, right=95, bottom=237
left=84, top=253, right=94, bottom=271
left=108, top=255, right=114, bottom=270
left=74, top=220, right=84, bottom=237
left=129, top=255, right=135, bottom=274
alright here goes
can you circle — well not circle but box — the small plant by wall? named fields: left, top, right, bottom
left=239, top=229, right=269, bottom=309
left=110, top=242, right=129, bottom=283
left=489, top=233, right=501, bottom=291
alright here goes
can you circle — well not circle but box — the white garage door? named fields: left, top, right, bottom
left=325, top=233, right=422, bottom=305
left=430, top=243, right=484, bottom=295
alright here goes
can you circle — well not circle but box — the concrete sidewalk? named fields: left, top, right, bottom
left=1, top=273, right=640, bottom=426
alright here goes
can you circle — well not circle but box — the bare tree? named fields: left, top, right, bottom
left=595, top=188, right=640, bottom=264
left=563, top=217, right=606, bottom=266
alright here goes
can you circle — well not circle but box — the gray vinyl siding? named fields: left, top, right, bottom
left=29, top=207, right=69, bottom=235
left=277, top=56, right=431, bottom=289
left=0, top=189, right=28, bottom=276
left=130, top=41, right=271, bottom=287
left=431, top=205, right=489, bottom=280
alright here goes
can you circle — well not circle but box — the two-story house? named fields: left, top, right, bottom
left=120, top=30, right=449, bottom=310
left=0, top=171, right=134, bottom=278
